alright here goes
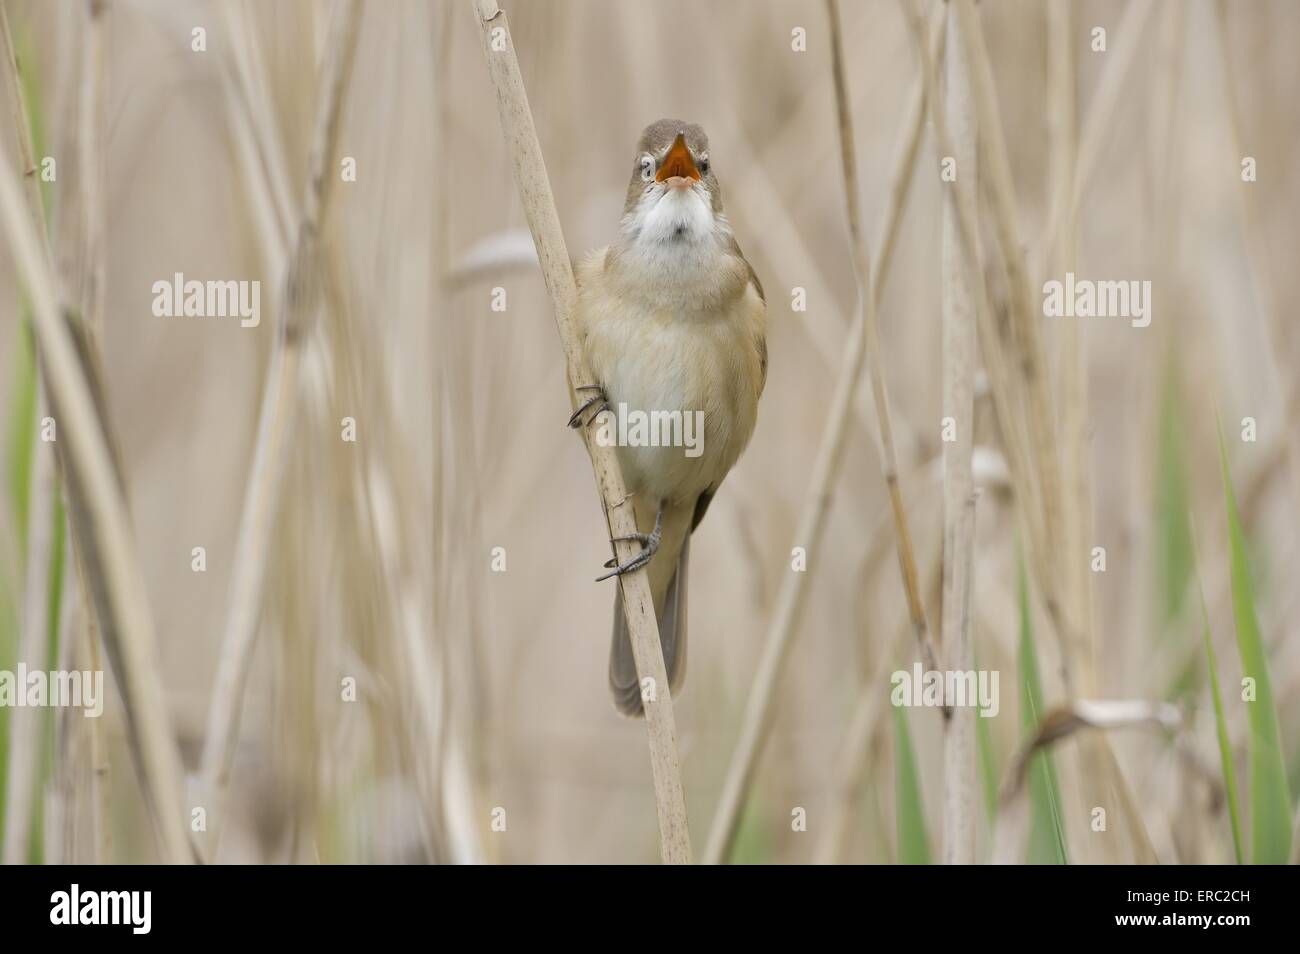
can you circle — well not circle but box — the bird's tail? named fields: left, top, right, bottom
left=609, top=534, right=689, bottom=717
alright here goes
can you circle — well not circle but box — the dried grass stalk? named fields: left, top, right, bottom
left=470, top=0, right=691, bottom=864
left=1040, top=0, right=1159, bottom=264
left=899, top=0, right=1062, bottom=699
left=197, top=0, right=364, bottom=857
left=1213, top=0, right=1300, bottom=518
left=0, top=0, right=191, bottom=864
left=826, top=0, right=937, bottom=676
left=952, top=0, right=1072, bottom=688
left=703, top=0, right=944, bottom=867
left=939, top=0, right=978, bottom=865
left=77, top=0, right=113, bottom=866
left=808, top=9, right=947, bottom=866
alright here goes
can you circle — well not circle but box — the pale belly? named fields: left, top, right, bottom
left=583, top=304, right=760, bottom=506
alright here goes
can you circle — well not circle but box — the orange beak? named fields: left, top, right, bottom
left=655, top=133, right=701, bottom=184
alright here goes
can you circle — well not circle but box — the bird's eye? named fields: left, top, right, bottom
left=639, top=154, right=654, bottom=181
left=698, top=155, right=710, bottom=176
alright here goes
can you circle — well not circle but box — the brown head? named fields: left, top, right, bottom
left=622, top=119, right=723, bottom=218
left=607, top=119, right=753, bottom=310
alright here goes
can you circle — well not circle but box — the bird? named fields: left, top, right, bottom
left=570, top=119, right=767, bottom=716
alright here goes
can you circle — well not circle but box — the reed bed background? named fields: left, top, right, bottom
left=0, top=0, right=1296, bottom=864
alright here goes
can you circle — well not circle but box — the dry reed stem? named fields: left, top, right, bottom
left=898, top=0, right=1060, bottom=705
left=952, top=0, right=1072, bottom=689
left=197, top=0, right=364, bottom=857
left=78, top=0, right=106, bottom=342
left=84, top=601, right=110, bottom=862
left=39, top=0, right=117, bottom=863
left=942, top=495, right=978, bottom=862
left=1044, top=0, right=1113, bottom=865
left=222, top=1, right=295, bottom=243
left=471, top=0, right=691, bottom=864
left=1040, top=0, right=1159, bottom=267
left=1213, top=0, right=1300, bottom=521
left=221, top=78, right=290, bottom=276
left=863, top=5, right=945, bottom=328
left=429, top=0, right=486, bottom=865
left=824, top=0, right=863, bottom=259
left=1041, top=0, right=1157, bottom=863
left=898, top=0, right=1028, bottom=517
left=825, top=0, right=937, bottom=677
left=1044, top=0, right=1101, bottom=863
left=703, top=2, right=943, bottom=866
left=47, top=581, right=81, bottom=862
left=0, top=137, right=191, bottom=864
left=0, top=0, right=192, bottom=864
left=906, top=4, right=1162, bottom=863
left=224, top=15, right=465, bottom=857
left=319, top=235, right=467, bottom=862
left=79, top=0, right=112, bottom=866
left=1046, top=0, right=1094, bottom=696
left=939, top=0, right=978, bottom=865
left=916, top=0, right=1156, bottom=862
left=31, top=0, right=115, bottom=865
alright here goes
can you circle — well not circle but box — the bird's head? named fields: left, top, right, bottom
left=620, top=119, right=726, bottom=251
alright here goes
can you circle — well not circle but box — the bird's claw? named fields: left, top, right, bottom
left=567, top=384, right=609, bottom=429
left=595, top=511, right=663, bottom=581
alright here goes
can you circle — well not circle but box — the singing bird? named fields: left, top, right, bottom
left=571, top=119, right=767, bottom=716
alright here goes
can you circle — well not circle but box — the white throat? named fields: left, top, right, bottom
left=616, top=185, right=732, bottom=309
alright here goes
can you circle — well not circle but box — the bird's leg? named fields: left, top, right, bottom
left=596, top=500, right=663, bottom=581
left=567, top=384, right=610, bottom=429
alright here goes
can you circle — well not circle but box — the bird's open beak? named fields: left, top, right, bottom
left=655, top=133, right=700, bottom=186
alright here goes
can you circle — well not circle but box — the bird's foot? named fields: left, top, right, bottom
left=596, top=504, right=663, bottom=581
left=567, top=384, right=609, bottom=429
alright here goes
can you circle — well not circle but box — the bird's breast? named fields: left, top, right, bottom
left=577, top=264, right=764, bottom=505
